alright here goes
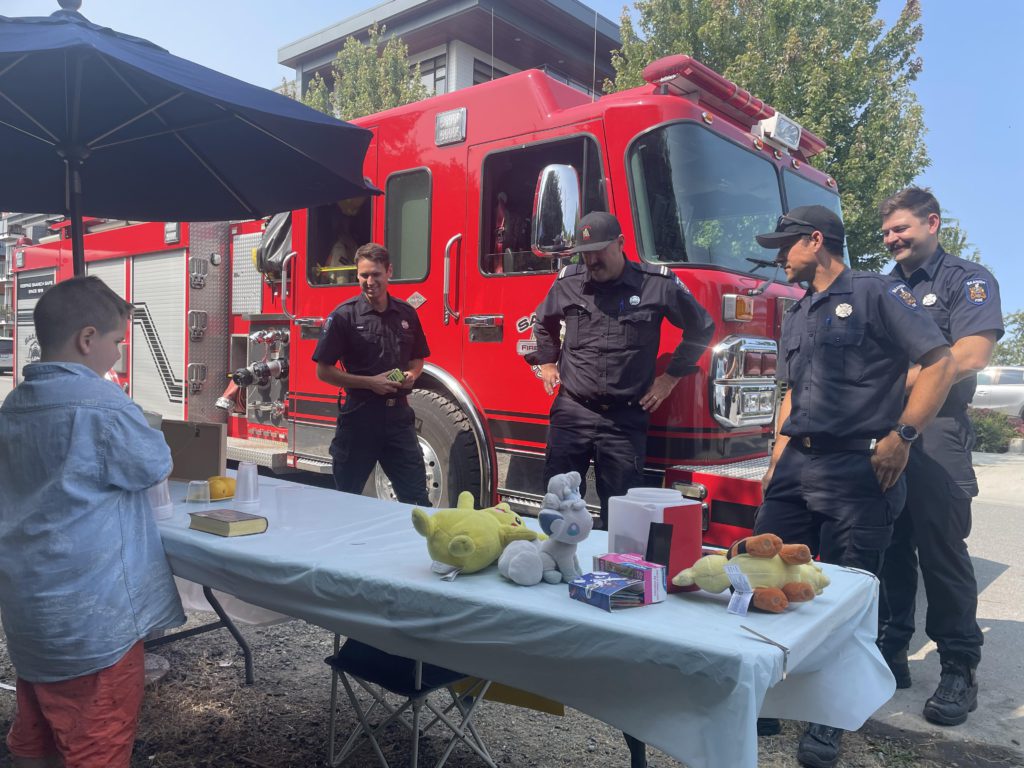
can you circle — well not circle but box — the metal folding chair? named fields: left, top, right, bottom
left=325, top=635, right=496, bottom=768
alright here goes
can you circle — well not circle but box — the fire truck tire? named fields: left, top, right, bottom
left=365, top=389, right=483, bottom=507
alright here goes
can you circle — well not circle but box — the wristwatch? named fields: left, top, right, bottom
left=895, top=423, right=920, bottom=443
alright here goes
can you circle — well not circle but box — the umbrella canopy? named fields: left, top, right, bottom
left=0, top=1, right=377, bottom=275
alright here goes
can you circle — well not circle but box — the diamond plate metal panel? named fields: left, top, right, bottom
left=131, top=251, right=186, bottom=420
left=232, top=231, right=263, bottom=315
left=672, top=456, right=770, bottom=481
left=186, top=222, right=232, bottom=424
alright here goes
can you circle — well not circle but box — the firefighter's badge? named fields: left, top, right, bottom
left=923, top=293, right=937, bottom=306
left=964, top=278, right=989, bottom=305
left=581, top=225, right=592, bottom=242
left=834, top=303, right=853, bottom=318
left=401, top=319, right=410, bottom=330
left=629, top=295, right=640, bottom=306
left=889, top=283, right=918, bottom=309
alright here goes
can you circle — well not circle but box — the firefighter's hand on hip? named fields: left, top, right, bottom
left=365, top=373, right=401, bottom=396
left=870, top=432, right=910, bottom=492
left=540, top=363, right=560, bottom=396
left=641, top=373, right=680, bottom=412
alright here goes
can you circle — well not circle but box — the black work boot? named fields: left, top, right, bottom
left=796, top=723, right=844, bottom=768
left=756, top=717, right=781, bottom=736
left=883, top=647, right=912, bottom=689
left=923, top=658, right=978, bottom=726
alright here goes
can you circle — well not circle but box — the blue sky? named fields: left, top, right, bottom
left=8, top=0, right=1022, bottom=313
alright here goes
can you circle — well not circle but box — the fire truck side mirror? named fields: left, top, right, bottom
left=532, top=164, right=581, bottom=258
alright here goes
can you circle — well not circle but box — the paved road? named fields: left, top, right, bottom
left=872, top=452, right=1024, bottom=756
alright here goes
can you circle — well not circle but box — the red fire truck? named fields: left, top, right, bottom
left=12, top=55, right=843, bottom=546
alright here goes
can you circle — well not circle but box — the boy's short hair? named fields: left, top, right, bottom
left=34, top=276, right=133, bottom=353
left=878, top=186, right=941, bottom=224
left=354, top=242, right=391, bottom=269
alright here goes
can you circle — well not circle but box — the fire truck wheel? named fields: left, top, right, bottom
left=365, top=389, right=483, bottom=507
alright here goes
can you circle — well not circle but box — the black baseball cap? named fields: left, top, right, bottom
left=571, top=211, right=623, bottom=253
left=755, top=205, right=845, bottom=249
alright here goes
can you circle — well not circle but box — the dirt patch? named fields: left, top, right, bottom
left=6, top=615, right=1019, bottom=768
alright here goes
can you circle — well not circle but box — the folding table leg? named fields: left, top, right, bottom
left=202, top=586, right=255, bottom=684
left=623, top=733, right=647, bottom=768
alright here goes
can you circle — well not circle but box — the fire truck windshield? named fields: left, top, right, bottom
left=630, top=122, right=788, bottom=275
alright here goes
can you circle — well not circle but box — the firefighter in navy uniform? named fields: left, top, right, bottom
left=526, top=210, right=713, bottom=768
left=525, top=211, right=715, bottom=527
left=313, top=243, right=431, bottom=505
left=751, top=206, right=956, bottom=768
left=877, top=187, right=1003, bottom=726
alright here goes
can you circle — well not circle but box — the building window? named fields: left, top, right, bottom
left=385, top=169, right=431, bottom=282
left=419, top=54, right=447, bottom=95
left=473, top=59, right=509, bottom=85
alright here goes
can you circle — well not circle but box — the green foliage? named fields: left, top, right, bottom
left=301, top=24, right=429, bottom=121
left=968, top=408, right=1020, bottom=453
left=992, top=311, right=1024, bottom=366
left=939, top=215, right=981, bottom=263
left=607, top=0, right=929, bottom=272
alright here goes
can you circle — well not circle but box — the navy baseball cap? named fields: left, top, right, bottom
left=571, top=211, right=623, bottom=253
left=756, top=205, right=845, bottom=249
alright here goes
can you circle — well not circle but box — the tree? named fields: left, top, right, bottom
left=938, top=216, right=980, bottom=263
left=608, top=0, right=930, bottom=272
left=992, top=311, right=1024, bottom=366
left=301, top=24, right=429, bottom=121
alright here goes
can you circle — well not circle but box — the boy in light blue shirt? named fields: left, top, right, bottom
left=0, top=276, right=184, bottom=768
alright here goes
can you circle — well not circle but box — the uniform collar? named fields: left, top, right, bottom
left=355, top=292, right=397, bottom=317
left=891, top=245, right=944, bottom=282
left=806, top=267, right=852, bottom=307
left=583, top=257, right=643, bottom=291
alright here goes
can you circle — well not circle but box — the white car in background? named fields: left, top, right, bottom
left=972, top=366, right=1024, bottom=418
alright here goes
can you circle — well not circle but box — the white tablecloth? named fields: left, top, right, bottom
left=159, top=478, right=894, bottom=768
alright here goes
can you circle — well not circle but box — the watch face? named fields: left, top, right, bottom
left=898, top=424, right=919, bottom=441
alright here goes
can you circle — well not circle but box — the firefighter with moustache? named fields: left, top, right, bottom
left=525, top=211, right=715, bottom=528
left=313, top=243, right=431, bottom=505
left=750, top=206, right=956, bottom=768
left=877, top=187, right=1003, bottom=727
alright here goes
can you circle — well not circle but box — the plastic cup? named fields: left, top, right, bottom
left=147, top=478, right=175, bottom=520
left=235, top=461, right=260, bottom=504
left=185, top=480, right=211, bottom=504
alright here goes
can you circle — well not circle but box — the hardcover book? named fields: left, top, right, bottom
left=568, top=572, right=645, bottom=612
left=188, top=508, right=268, bottom=537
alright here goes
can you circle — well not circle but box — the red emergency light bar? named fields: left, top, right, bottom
left=641, top=55, right=827, bottom=158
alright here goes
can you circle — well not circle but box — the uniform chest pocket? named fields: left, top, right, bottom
left=926, top=306, right=951, bottom=338
left=823, top=326, right=865, bottom=382
left=618, top=309, right=657, bottom=348
left=565, top=305, right=598, bottom=348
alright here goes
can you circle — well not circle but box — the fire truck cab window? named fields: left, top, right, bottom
left=784, top=170, right=848, bottom=263
left=307, top=195, right=372, bottom=286
left=384, top=169, right=431, bottom=282
left=629, top=123, right=783, bottom=275
left=481, top=136, right=605, bottom=275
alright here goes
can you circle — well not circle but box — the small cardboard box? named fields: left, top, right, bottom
left=593, top=553, right=666, bottom=604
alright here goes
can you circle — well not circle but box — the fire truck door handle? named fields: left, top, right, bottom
left=280, top=251, right=297, bottom=322
left=443, top=233, right=461, bottom=325
left=464, top=314, right=503, bottom=327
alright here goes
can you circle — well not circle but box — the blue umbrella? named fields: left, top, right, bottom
left=0, top=1, right=377, bottom=275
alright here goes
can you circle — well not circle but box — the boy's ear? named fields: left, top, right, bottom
left=74, top=326, right=98, bottom=355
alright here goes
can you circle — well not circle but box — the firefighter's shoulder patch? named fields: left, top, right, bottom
left=964, top=278, right=989, bottom=305
left=888, top=282, right=919, bottom=309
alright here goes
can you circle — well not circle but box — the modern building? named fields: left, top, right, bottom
left=279, top=0, right=621, bottom=99
left=0, top=212, right=52, bottom=337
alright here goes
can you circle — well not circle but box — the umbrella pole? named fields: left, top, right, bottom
left=68, top=163, right=85, bottom=277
